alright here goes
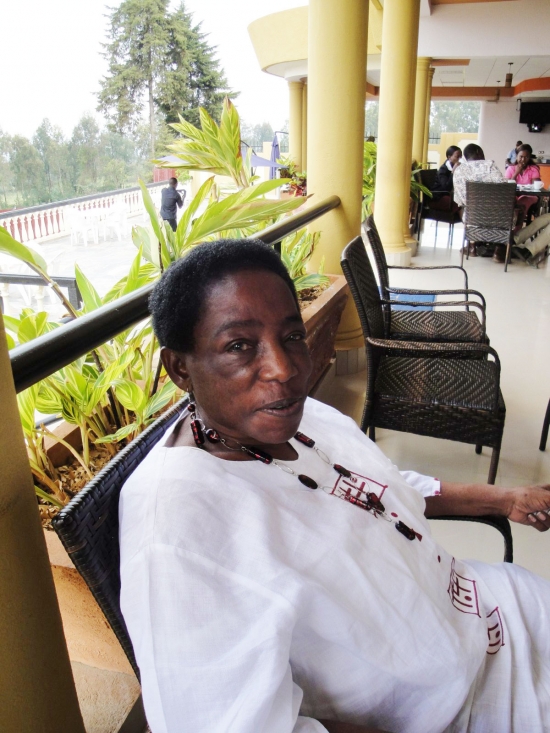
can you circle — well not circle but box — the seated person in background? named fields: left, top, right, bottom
left=505, top=140, right=523, bottom=168
left=428, top=145, right=462, bottom=213
left=453, top=144, right=506, bottom=260
left=120, top=239, right=550, bottom=733
left=505, top=144, right=541, bottom=228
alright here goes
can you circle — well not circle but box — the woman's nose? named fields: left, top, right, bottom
left=260, top=341, right=298, bottom=383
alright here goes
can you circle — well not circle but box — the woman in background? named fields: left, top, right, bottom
left=428, top=145, right=462, bottom=213
left=505, top=143, right=541, bottom=227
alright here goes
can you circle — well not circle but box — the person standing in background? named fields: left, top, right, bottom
left=160, top=177, right=184, bottom=232
left=505, top=140, right=523, bottom=168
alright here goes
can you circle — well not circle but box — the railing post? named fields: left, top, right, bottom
left=0, top=318, right=86, bottom=732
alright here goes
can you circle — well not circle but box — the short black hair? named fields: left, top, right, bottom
left=463, top=143, right=484, bottom=161
left=169, top=177, right=178, bottom=185
left=445, top=145, right=461, bottom=159
left=149, top=239, right=298, bottom=352
left=516, top=140, right=523, bottom=147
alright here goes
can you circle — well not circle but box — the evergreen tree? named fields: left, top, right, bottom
left=98, top=0, right=233, bottom=154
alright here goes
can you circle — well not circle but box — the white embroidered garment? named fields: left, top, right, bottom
left=453, top=159, right=506, bottom=207
left=119, top=398, right=550, bottom=733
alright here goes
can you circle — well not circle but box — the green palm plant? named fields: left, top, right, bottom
left=155, top=99, right=256, bottom=189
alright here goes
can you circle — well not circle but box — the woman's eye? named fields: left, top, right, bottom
left=227, top=341, right=252, bottom=352
left=288, top=331, right=306, bottom=341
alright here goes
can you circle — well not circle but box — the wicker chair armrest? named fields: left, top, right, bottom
left=430, top=515, right=512, bottom=563
left=386, top=287, right=486, bottom=310
left=388, top=264, right=468, bottom=290
left=367, top=337, right=500, bottom=364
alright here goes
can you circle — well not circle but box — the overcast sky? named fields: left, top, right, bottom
left=1, top=0, right=307, bottom=139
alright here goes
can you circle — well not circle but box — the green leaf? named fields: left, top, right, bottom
left=0, top=227, right=48, bottom=274
left=34, top=485, right=63, bottom=508
left=113, top=379, right=146, bottom=413
left=144, top=381, right=177, bottom=419
left=75, top=264, right=102, bottom=313
left=5, top=331, right=15, bottom=350
left=95, top=422, right=138, bottom=444
left=17, top=385, right=39, bottom=435
left=17, top=311, right=51, bottom=344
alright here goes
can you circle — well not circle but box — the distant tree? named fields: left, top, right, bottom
left=9, top=136, right=45, bottom=206
left=98, top=0, right=233, bottom=154
left=0, top=130, right=14, bottom=208
left=241, top=121, right=274, bottom=148
left=430, top=101, right=481, bottom=135
left=69, top=115, right=103, bottom=194
left=33, top=119, right=69, bottom=202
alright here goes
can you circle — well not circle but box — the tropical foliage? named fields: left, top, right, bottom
left=2, top=97, right=330, bottom=513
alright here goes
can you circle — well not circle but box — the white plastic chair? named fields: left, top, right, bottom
left=66, top=207, right=99, bottom=246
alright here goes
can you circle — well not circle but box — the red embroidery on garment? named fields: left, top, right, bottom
left=447, top=559, right=481, bottom=617
left=331, top=471, right=388, bottom=505
left=486, top=606, right=505, bottom=655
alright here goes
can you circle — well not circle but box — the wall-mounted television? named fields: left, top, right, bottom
left=519, top=101, right=550, bottom=125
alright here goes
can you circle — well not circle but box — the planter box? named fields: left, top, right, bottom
left=302, top=274, right=348, bottom=393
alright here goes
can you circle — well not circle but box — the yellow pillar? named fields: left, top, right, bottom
left=374, top=0, right=421, bottom=266
left=412, top=58, right=432, bottom=165
left=402, top=29, right=421, bottom=246
left=288, top=80, right=304, bottom=169
left=301, top=81, right=308, bottom=172
left=423, top=67, right=435, bottom=165
left=0, top=321, right=85, bottom=731
left=307, top=0, right=369, bottom=349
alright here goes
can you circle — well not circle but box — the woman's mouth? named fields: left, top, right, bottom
left=258, top=397, right=304, bottom=417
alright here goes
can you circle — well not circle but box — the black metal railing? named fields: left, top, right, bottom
left=9, top=195, right=341, bottom=393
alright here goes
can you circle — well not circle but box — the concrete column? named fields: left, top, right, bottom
left=402, top=30, right=421, bottom=246
left=288, top=80, right=304, bottom=169
left=0, top=320, right=85, bottom=731
left=422, top=67, right=436, bottom=165
left=412, top=58, right=432, bottom=165
left=301, top=81, right=308, bottom=172
left=374, top=0, right=421, bottom=265
left=307, top=0, right=369, bottom=349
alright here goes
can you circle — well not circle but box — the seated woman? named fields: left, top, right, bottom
left=505, top=143, right=542, bottom=226
left=120, top=240, right=550, bottom=733
left=428, top=145, right=462, bottom=213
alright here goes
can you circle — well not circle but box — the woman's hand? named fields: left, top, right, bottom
left=504, top=485, right=550, bottom=531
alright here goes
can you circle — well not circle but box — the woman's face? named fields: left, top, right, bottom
left=162, top=269, right=313, bottom=446
left=517, top=150, right=530, bottom=167
left=448, top=149, right=461, bottom=166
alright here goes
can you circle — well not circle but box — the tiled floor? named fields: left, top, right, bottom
left=321, top=222, right=550, bottom=578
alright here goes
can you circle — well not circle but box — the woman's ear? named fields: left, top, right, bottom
left=160, top=347, right=192, bottom=392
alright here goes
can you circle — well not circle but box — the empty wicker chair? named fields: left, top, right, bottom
left=364, top=215, right=488, bottom=345
left=342, top=235, right=506, bottom=485
left=418, top=168, right=462, bottom=246
left=461, top=181, right=517, bottom=271
left=52, top=398, right=189, bottom=677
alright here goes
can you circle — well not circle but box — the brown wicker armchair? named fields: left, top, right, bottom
left=418, top=169, right=462, bottom=246
left=364, top=215, right=488, bottom=345
left=461, top=181, right=517, bottom=271
left=341, top=235, right=506, bottom=485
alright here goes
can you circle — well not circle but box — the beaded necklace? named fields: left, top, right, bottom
left=188, top=403, right=421, bottom=543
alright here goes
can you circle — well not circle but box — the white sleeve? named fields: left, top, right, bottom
left=121, top=544, right=327, bottom=733
left=399, top=470, right=441, bottom=498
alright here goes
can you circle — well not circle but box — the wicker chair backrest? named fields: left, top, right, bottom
left=464, top=182, right=517, bottom=242
left=52, top=398, right=188, bottom=677
left=419, top=168, right=438, bottom=194
left=364, top=215, right=390, bottom=294
left=341, top=236, right=386, bottom=341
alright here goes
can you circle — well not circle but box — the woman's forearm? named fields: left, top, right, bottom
left=424, top=481, right=509, bottom=518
